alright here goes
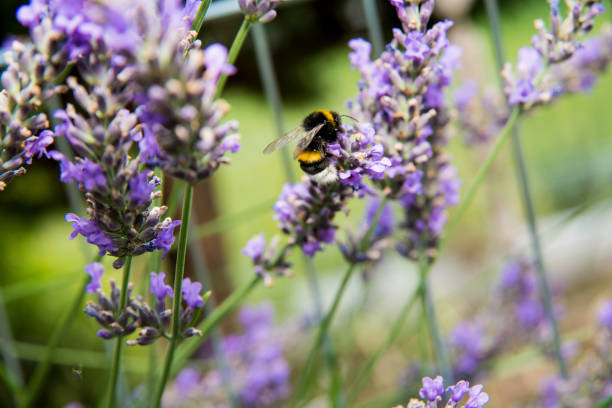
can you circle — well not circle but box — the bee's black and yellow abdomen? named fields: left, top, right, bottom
left=297, top=150, right=328, bottom=175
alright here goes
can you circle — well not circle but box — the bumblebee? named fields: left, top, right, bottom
left=263, top=109, right=341, bottom=184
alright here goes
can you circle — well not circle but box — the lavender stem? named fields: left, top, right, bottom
left=292, top=198, right=388, bottom=407
left=106, top=255, right=133, bottom=408
left=346, top=284, right=421, bottom=404
left=483, top=0, right=568, bottom=378
left=153, top=183, right=193, bottom=408
left=215, top=18, right=253, bottom=99
left=190, top=0, right=212, bottom=34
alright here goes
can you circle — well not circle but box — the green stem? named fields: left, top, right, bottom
left=106, top=256, right=133, bottom=408
left=169, top=274, right=261, bottom=376
left=153, top=183, right=194, bottom=408
left=190, top=0, right=212, bottom=34
left=19, top=272, right=92, bottom=408
left=214, top=18, right=253, bottom=99
left=592, top=393, right=612, bottom=408
left=346, top=284, right=420, bottom=405
left=293, top=198, right=388, bottom=407
left=292, top=263, right=357, bottom=408
left=483, top=0, right=567, bottom=378
left=419, top=257, right=452, bottom=382
left=439, top=106, right=519, bottom=253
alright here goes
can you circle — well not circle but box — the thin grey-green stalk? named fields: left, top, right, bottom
left=152, top=183, right=193, bottom=408
left=190, top=0, right=212, bottom=34
left=346, top=283, right=421, bottom=404
left=483, top=0, right=567, bottom=378
left=105, top=255, right=133, bottom=408
left=292, top=198, right=388, bottom=408
left=214, top=18, right=252, bottom=99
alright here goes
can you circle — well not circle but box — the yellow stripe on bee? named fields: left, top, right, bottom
left=316, top=109, right=335, bottom=125
left=297, top=151, right=323, bottom=163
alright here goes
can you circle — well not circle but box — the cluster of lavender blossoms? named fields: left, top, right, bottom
left=348, top=0, right=461, bottom=260
left=163, top=304, right=291, bottom=408
left=6, top=0, right=245, bottom=267
left=502, top=0, right=606, bottom=108
left=537, top=300, right=612, bottom=408
left=452, top=82, right=508, bottom=146
left=449, top=258, right=564, bottom=380
left=83, top=264, right=207, bottom=344
left=394, top=376, right=489, bottom=408
left=130, top=5, right=241, bottom=184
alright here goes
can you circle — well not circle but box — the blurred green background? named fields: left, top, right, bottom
left=1, top=0, right=612, bottom=406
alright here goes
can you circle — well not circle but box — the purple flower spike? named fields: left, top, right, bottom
left=84, top=262, right=104, bottom=294
left=150, top=272, right=174, bottom=301
left=182, top=278, right=204, bottom=309
left=419, top=375, right=444, bottom=401
left=242, top=233, right=266, bottom=261
left=447, top=380, right=470, bottom=402
left=155, top=220, right=181, bottom=258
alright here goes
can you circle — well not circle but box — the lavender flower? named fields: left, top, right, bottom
left=84, top=280, right=138, bottom=340
left=502, top=0, right=606, bottom=108
left=242, top=233, right=291, bottom=286
left=238, top=0, right=284, bottom=23
left=182, top=278, right=204, bottom=309
left=339, top=197, right=394, bottom=266
left=535, top=301, right=612, bottom=407
left=127, top=273, right=208, bottom=346
left=396, top=376, right=489, bottom=408
left=453, top=81, right=509, bottom=145
left=162, top=304, right=290, bottom=408
left=348, top=0, right=462, bottom=260
left=448, top=258, right=564, bottom=380
left=272, top=179, right=354, bottom=257
left=84, top=262, right=104, bottom=294
left=0, top=39, right=64, bottom=190
left=127, top=5, right=241, bottom=184
left=150, top=272, right=174, bottom=301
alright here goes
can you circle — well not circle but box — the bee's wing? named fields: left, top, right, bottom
left=262, top=123, right=324, bottom=157
left=263, top=126, right=306, bottom=154
left=292, top=123, right=325, bottom=158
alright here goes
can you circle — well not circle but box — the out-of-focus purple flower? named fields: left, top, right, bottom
left=84, top=262, right=104, bottom=294
left=242, top=233, right=266, bottom=261
left=597, top=299, right=612, bottom=330
left=464, top=384, right=490, bottom=408
left=516, top=297, right=544, bottom=328
left=154, top=220, right=181, bottom=259
left=447, top=380, right=470, bottom=402
left=242, top=233, right=292, bottom=286
left=182, top=278, right=204, bottom=309
left=238, top=0, right=283, bottom=23
left=419, top=375, right=444, bottom=401
left=174, top=367, right=200, bottom=394
left=150, top=272, right=173, bottom=302
left=164, top=304, right=290, bottom=407
left=503, top=1, right=607, bottom=108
